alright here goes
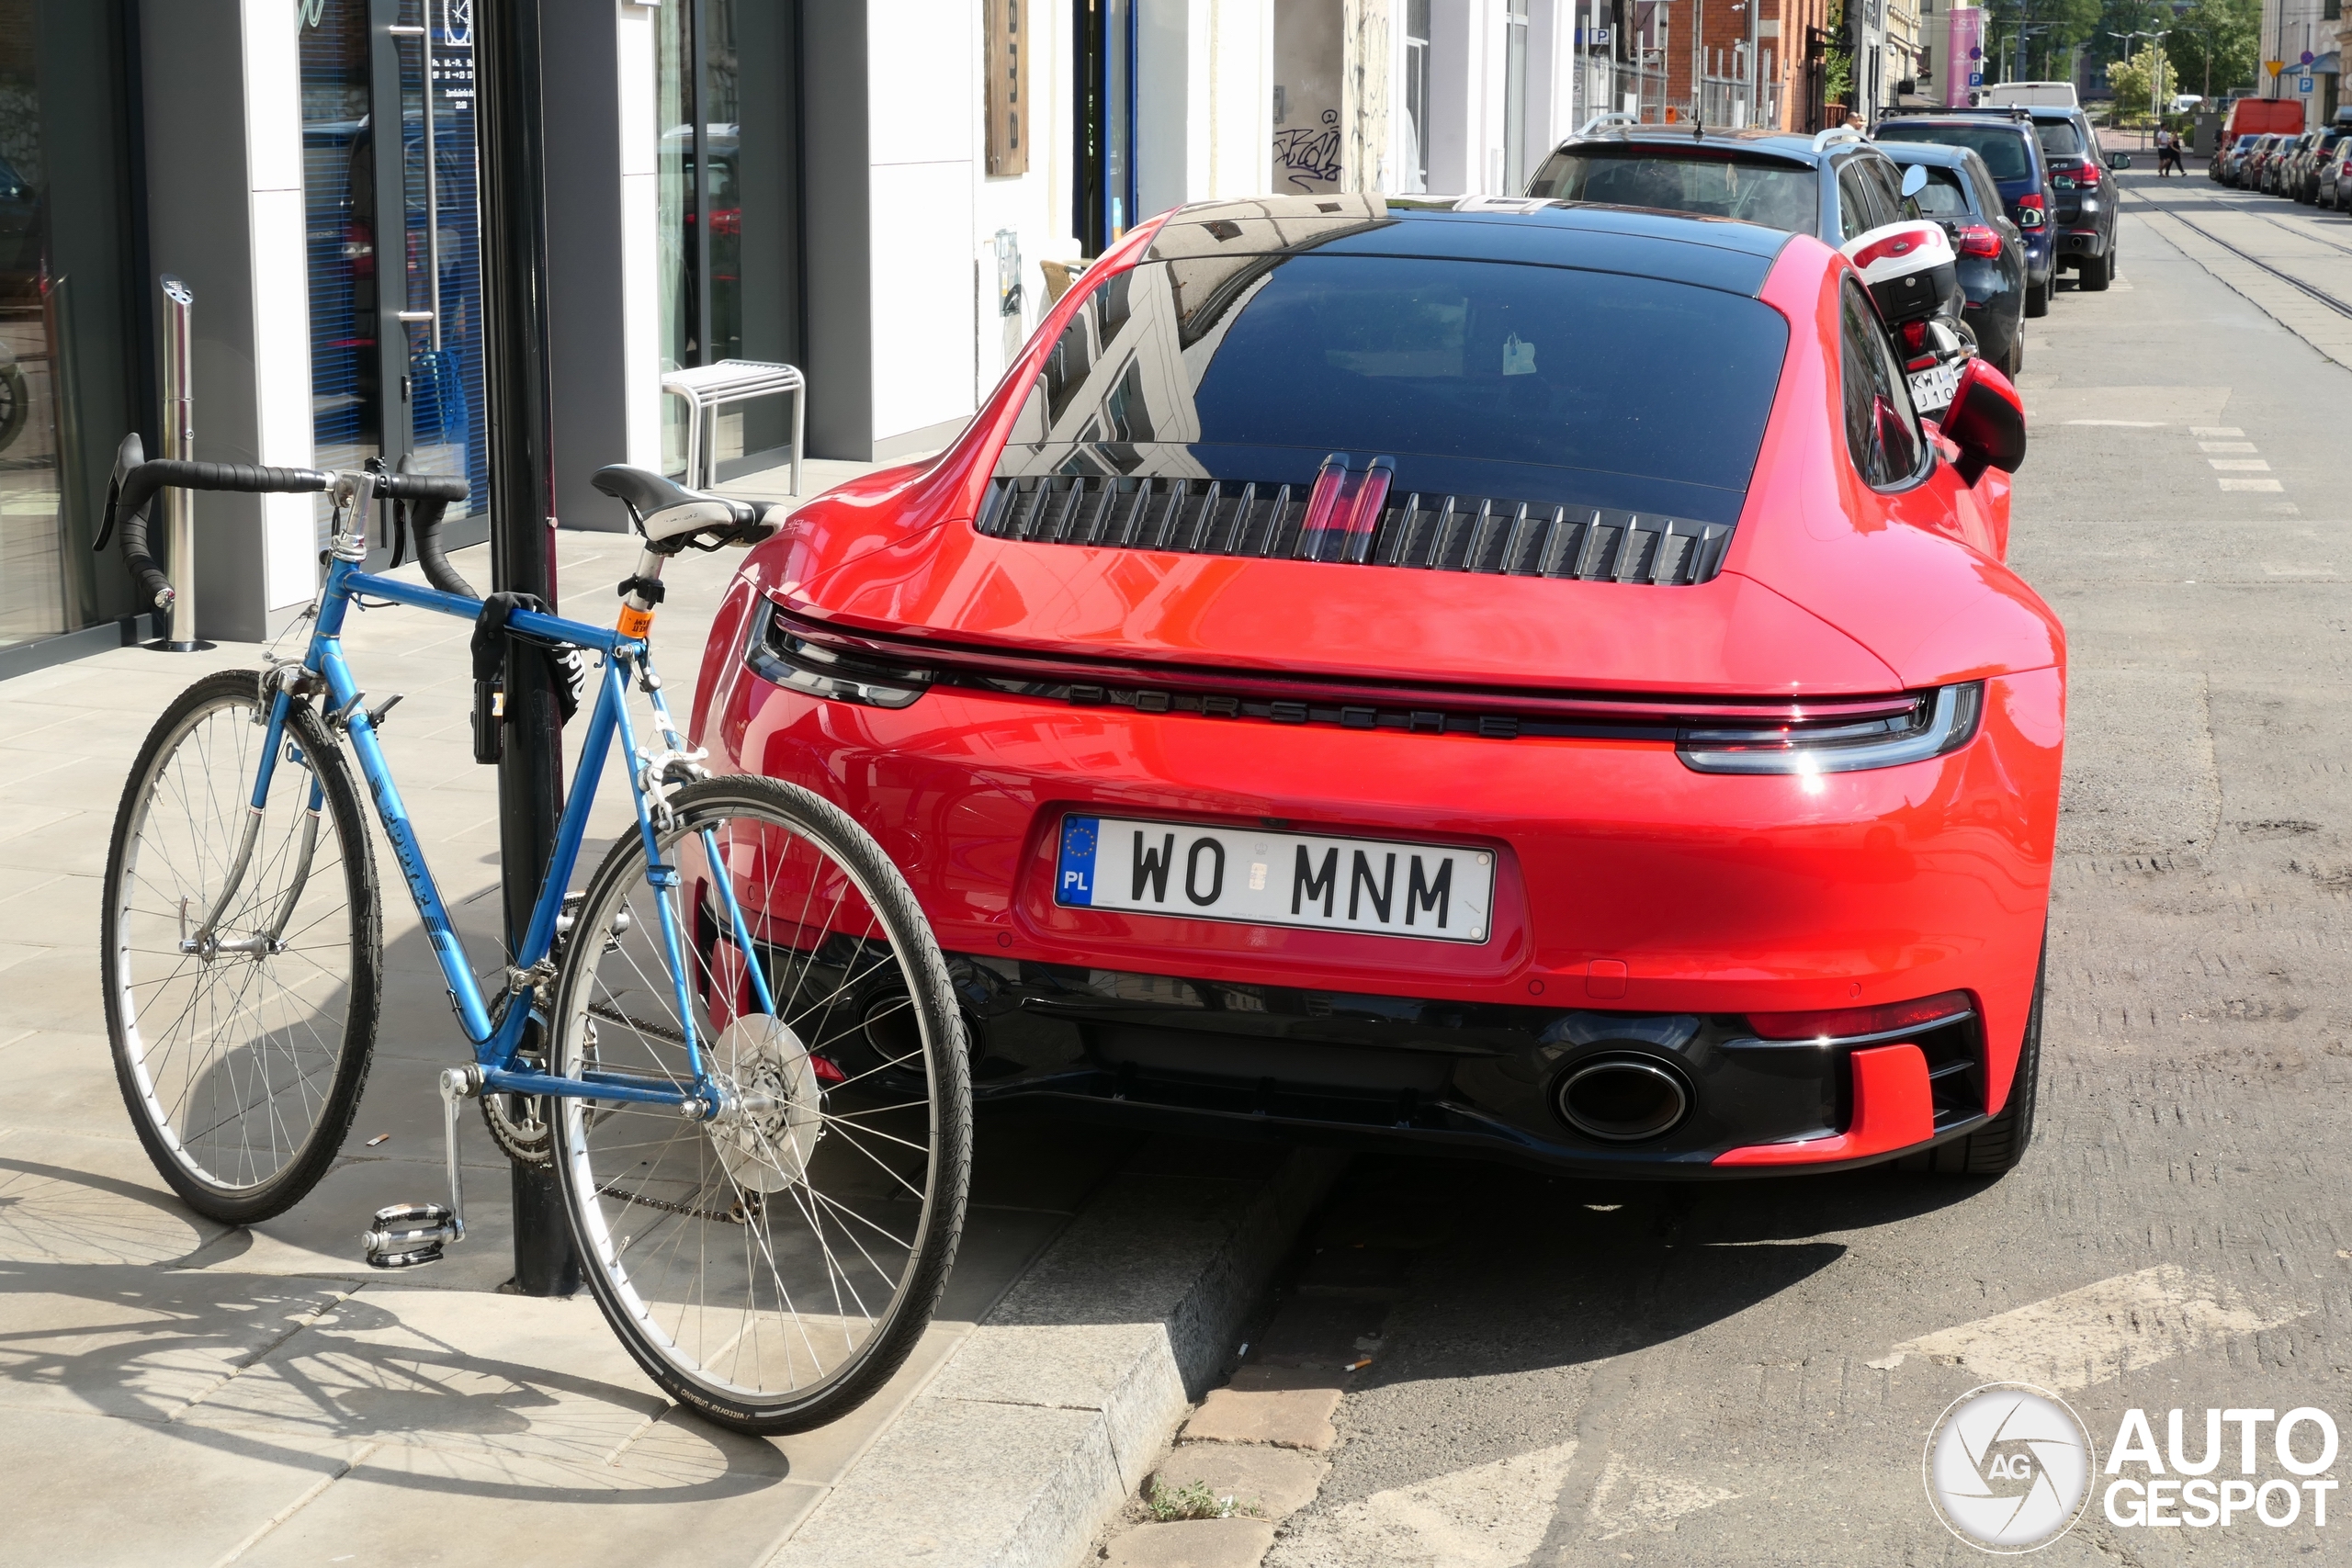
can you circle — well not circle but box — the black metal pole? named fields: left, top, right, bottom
left=476, top=0, right=577, bottom=1297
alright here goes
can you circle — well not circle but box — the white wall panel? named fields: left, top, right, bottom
left=869, top=160, right=979, bottom=443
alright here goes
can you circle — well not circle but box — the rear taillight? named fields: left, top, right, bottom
left=2055, top=157, right=2098, bottom=184
left=1953, top=223, right=2002, bottom=258
left=2015, top=193, right=2045, bottom=229
left=1675, top=682, right=1984, bottom=775
left=1746, top=990, right=1974, bottom=1042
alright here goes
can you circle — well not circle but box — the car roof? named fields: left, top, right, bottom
left=1879, top=114, right=2037, bottom=136
left=1547, top=125, right=1887, bottom=168
left=1148, top=194, right=1799, bottom=299
left=1872, top=140, right=1978, bottom=166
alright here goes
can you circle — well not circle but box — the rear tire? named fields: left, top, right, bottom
left=2077, top=251, right=2111, bottom=291
left=1898, top=945, right=2043, bottom=1178
left=2024, top=279, right=2051, bottom=317
left=550, top=773, right=971, bottom=1435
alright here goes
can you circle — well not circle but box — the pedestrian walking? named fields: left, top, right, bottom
left=2156, top=127, right=2183, bottom=176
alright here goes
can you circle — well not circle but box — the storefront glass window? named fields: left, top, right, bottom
left=656, top=0, right=801, bottom=480
left=0, top=2, right=137, bottom=651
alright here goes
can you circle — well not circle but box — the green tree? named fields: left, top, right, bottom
left=2107, top=41, right=2162, bottom=118
left=2164, top=0, right=2260, bottom=100
left=1982, top=0, right=2105, bottom=82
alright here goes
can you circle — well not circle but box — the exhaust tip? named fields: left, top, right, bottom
left=1555, top=1055, right=1690, bottom=1144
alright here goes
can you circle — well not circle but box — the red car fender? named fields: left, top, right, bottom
left=1726, top=238, right=2064, bottom=693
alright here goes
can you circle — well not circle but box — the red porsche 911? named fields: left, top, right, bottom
left=686, top=193, right=2057, bottom=1179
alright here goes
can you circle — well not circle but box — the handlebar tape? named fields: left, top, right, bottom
left=406, top=496, right=479, bottom=598
left=107, top=460, right=333, bottom=612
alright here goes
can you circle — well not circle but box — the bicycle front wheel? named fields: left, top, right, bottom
left=101, top=671, right=380, bottom=1224
left=549, top=774, right=971, bottom=1434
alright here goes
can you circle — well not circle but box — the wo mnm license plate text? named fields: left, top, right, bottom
left=1054, top=815, right=1494, bottom=943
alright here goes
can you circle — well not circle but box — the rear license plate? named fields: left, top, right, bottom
left=1055, top=815, right=1496, bottom=944
left=1908, top=360, right=1962, bottom=413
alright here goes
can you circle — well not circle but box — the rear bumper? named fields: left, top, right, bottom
left=707, top=641, right=2064, bottom=1171
left=924, top=956, right=1995, bottom=1176
left=2057, top=229, right=2108, bottom=257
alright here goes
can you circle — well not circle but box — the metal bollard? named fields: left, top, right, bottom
left=155, top=275, right=209, bottom=651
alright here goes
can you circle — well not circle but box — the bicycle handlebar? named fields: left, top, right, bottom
left=98, top=434, right=476, bottom=609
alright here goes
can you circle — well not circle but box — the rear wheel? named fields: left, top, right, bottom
left=1899, top=945, right=2043, bottom=1178
left=2024, top=278, right=2051, bottom=317
left=549, top=774, right=971, bottom=1434
left=2077, top=251, right=2111, bottom=291
left=101, top=671, right=379, bottom=1224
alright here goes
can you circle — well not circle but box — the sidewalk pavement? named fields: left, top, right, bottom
left=0, top=457, right=1334, bottom=1567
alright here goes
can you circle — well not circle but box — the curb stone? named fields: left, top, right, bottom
left=767, top=1138, right=1346, bottom=1568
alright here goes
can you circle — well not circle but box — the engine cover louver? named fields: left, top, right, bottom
left=977, top=475, right=1734, bottom=586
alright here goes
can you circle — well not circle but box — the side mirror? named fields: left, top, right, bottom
left=1899, top=164, right=1928, bottom=198
left=2108, top=152, right=2132, bottom=170
left=1940, top=357, right=2027, bottom=486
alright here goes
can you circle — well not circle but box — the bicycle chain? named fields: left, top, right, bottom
left=594, top=1178, right=766, bottom=1226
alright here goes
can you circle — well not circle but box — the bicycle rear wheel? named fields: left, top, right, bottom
left=549, top=774, right=970, bottom=1434
left=101, top=671, right=380, bottom=1224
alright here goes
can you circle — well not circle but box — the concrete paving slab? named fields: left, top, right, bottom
left=196, top=1155, right=515, bottom=1290
left=233, top=1432, right=822, bottom=1568
left=0, top=1126, right=229, bottom=1266
left=0, top=1031, right=140, bottom=1138
left=1102, top=1518, right=1276, bottom=1568
left=0, top=1404, right=363, bottom=1568
left=0, top=1262, right=346, bottom=1421
left=1151, top=1443, right=1327, bottom=1517
left=0, top=942, right=103, bottom=1031
left=173, top=1284, right=664, bottom=1461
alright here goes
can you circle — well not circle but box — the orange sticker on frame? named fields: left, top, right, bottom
left=617, top=605, right=654, bottom=641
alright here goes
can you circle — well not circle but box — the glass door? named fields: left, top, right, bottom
left=300, top=0, right=486, bottom=563
left=0, top=1, right=137, bottom=652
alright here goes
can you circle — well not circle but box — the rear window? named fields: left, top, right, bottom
left=1876, top=122, right=2034, bottom=181
left=1909, top=165, right=1975, bottom=218
left=1001, top=254, right=1791, bottom=521
left=1525, top=148, right=1819, bottom=232
left=2033, top=119, right=2084, bottom=158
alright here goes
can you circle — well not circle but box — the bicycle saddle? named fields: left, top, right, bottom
left=591, top=465, right=776, bottom=553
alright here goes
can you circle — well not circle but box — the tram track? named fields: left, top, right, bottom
left=2125, top=184, right=2352, bottom=321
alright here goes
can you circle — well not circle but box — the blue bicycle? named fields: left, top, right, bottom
left=96, top=451, right=970, bottom=1433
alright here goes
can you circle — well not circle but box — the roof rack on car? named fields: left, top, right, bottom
left=1811, top=126, right=1865, bottom=152
left=1576, top=111, right=1641, bottom=137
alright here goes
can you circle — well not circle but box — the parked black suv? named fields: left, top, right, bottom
left=1525, top=120, right=1917, bottom=251
left=1874, top=113, right=2057, bottom=314
left=1925, top=105, right=2116, bottom=291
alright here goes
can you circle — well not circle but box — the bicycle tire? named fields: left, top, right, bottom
left=101, top=671, right=381, bottom=1224
left=548, top=773, right=971, bottom=1434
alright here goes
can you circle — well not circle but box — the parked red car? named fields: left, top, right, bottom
left=687, top=194, right=2057, bottom=1179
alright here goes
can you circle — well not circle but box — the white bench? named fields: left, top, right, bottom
left=662, top=359, right=807, bottom=496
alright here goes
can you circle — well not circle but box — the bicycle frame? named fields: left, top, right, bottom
left=234, top=550, right=759, bottom=1117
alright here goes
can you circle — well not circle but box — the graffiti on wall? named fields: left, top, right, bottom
left=1275, top=108, right=1343, bottom=191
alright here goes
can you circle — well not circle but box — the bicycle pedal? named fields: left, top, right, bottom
left=362, top=1201, right=461, bottom=1269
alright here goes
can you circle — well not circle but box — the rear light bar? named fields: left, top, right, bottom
left=1746, top=990, right=1973, bottom=1042
left=752, top=601, right=1945, bottom=743
left=1674, top=681, right=1983, bottom=773
left=1952, top=223, right=2002, bottom=258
